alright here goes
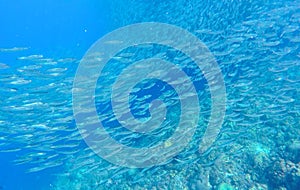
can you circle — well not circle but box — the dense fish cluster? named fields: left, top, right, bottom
left=0, top=0, right=299, bottom=189
left=0, top=54, right=79, bottom=171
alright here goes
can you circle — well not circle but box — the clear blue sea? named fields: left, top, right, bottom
left=0, top=0, right=299, bottom=189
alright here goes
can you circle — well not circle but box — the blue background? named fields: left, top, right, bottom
left=0, top=1, right=109, bottom=189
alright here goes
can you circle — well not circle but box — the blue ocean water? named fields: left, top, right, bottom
left=0, top=1, right=109, bottom=189
left=0, top=0, right=299, bottom=189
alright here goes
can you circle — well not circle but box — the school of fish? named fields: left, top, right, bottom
left=0, top=0, right=299, bottom=189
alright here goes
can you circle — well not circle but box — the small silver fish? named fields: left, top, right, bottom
left=0, top=63, right=9, bottom=69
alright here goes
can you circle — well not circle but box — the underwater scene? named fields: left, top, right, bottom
left=0, top=0, right=299, bottom=189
